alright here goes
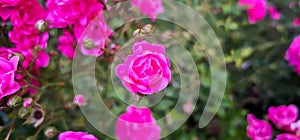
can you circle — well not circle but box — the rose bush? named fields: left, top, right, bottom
left=0, top=0, right=300, bottom=139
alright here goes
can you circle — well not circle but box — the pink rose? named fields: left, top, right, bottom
left=10, top=0, right=46, bottom=33
left=268, top=6, right=281, bottom=20
left=293, top=18, right=300, bottom=27
left=0, top=56, right=20, bottom=101
left=116, top=41, right=171, bottom=95
left=275, top=134, right=299, bottom=140
left=267, top=105, right=298, bottom=129
left=130, top=0, right=164, bottom=22
left=57, top=30, right=75, bottom=59
left=0, top=0, right=22, bottom=6
left=247, top=114, right=273, bottom=140
left=58, top=131, right=98, bottom=140
left=0, top=4, right=14, bottom=20
left=286, top=35, right=300, bottom=75
left=46, top=0, right=100, bottom=28
left=0, top=0, right=22, bottom=20
left=238, top=0, right=268, bottom=24
left=115, top=105, right=161, bottom=140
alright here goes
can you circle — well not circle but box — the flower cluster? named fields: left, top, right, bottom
left=0, top=0, right=165, bottom=139
left=247, top=105, right=300, bottom=140
left=238, top=0, right=281, bottom=24
left=0, top=0, right=48, bottom=102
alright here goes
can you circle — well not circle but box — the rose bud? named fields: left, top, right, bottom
left=35, top=19, right=49, bottom=32
left=44, top=126, right=58, bottom=138
left=7, top=96, right=22, bottom=107
left=73, top=95, right=86, bottom=106
left=23, top=98, right=33, bottom=107
left=83, top=38, right=95, bottom=50
left=18, top=107, right=31, bottom=118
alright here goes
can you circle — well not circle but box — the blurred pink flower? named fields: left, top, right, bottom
left=58, top=31, right=75, bottom=59
left=116, top=41, right=171, bottom=95
left=73, top=95, right=85, bottom=106
left=286, top=35, right=300, bottom=75
left=23, top=98, right=32, bottom=107
left=0, top=0, right=22, bottom=20
left=115, top=105, right=161, bottom=140
left=183, top=99, right=194, bottom=114
left=267, top=105, right=298, bottom=129
left=0, top=5, right=14, bottom=20
left=58, top=131, right=98, bottom=140
left=75, top=6, right=113, bottom=57
left=46, top=0, right=100, bottom=28
left=291, top=120, right=300, bottom=137
left=275, top=134, right=299, bottom=140
left=268, top=6, right=281, bottom=20
left=0, top=56, right=20, bottom=101
left=247, top=114, right=273, bottom=140
left=0, top=0, right=22, bottom=6
left=238, top=0, right=268, bottom=24
left=289, top=2, right=295, bottom=8
left=130, top=0, right=164, bottom=22
left=293, top=18, right=300, bottom=27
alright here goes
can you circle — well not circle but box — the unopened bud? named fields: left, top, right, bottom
left=23, top=98, right=33, bottom=107
left=18, top=107, right=31, bottom=118
left=133, top=29, right=146, bottom=37
left=142, top=24, right=153, bottom=33
left=73, top=95, right=86, bottom=106
left=7, top=96, right=22, bottom=107
left=44, top=126, right=58, bottom=138
left=35, top=20, right=49, bottom=32
left=83, top=38, right=95, bottom=50
left=35, top=45, right=42, bottom=51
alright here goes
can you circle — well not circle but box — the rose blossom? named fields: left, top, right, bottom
left=238, top=0, right=268, bottom=24
left=293, top=18, right=300, bottom=27
left=115, top=105, right=161, bottom=140
left=58, top=131, right=98, bottom=140
left=57, top=30, right=75, bottom=59
left=0, top=0, right=22, bottom=6
left=10, top=0, right=46, bottom=35
left=286, top=35, right=300, bottom=75
left=267, top=105, right=298, bottom=129
left=130, top=0, right=164, bottom=22
left=247, top=114, right=273, bottom=140
left=268, top=6, right=281, bottom=20
left=275, top=134, right=299, bottom=140
left=0, top=4, right=14, bottom=20
left=0, top=56, right=20, bottom=101
left=0, top=0, right=22, bottom=20
left=46, top=0, right=100, bottom=28
left=116, top=41, right=171, bottom=95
